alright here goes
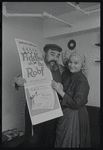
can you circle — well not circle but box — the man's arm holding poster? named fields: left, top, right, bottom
left=14, top=75, right=26, bottom=89
left=15, top=39, right=63, bottom=125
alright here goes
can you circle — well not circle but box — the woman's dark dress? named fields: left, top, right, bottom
left=55, top=70, right=91, bottom=148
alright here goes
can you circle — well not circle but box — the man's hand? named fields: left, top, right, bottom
left=14, top=75, right=26, bottom=87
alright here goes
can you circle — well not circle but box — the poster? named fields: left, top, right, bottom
left=15, top=39, right=63, bottom=125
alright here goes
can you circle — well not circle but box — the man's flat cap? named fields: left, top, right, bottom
left=43, top=44, right=62, bottom=52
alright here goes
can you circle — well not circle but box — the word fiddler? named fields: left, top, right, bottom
left=21, top=51, right=43, bottom=62
left=26, top=66, right=44, bottom=78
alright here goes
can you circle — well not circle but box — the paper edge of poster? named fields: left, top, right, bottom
left=31, top=108, right=63, bottom=125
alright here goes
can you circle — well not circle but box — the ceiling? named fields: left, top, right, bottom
left=3, top=2, right=100, bottom=17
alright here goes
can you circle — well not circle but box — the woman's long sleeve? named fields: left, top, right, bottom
left=61, top=81, right=89, bottom=110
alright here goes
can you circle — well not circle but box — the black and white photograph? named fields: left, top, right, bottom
left=2, top=2, right=100, bottom=148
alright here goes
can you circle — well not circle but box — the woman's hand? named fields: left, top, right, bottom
left=51, top=80, right=65, bottom=97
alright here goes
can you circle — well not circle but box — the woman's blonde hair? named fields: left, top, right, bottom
left=68, top=51, right=89, bottom=77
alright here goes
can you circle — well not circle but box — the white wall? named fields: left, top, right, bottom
left=44, top=10, right=100, bottom=38
left=2, top=16, right=44, bottom=131
left=45, top=28, right=100, bottom=107
left=2, top=10, right=100, bottom=132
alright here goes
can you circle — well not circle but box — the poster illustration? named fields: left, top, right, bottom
left=15, top=39, right=63, bottom=125
left=28, top=84, right=55, bottom=110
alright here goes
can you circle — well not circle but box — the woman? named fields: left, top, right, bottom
left=52, top=51, right=91, bottom=148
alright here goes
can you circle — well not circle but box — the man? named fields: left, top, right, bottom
left=14, top=44, right=65, bottom=147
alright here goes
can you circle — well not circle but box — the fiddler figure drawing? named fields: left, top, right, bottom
left=29, top=85, right=55, bottom=110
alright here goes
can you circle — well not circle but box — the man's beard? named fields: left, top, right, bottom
left=45, top=59, right=59, bottom=71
